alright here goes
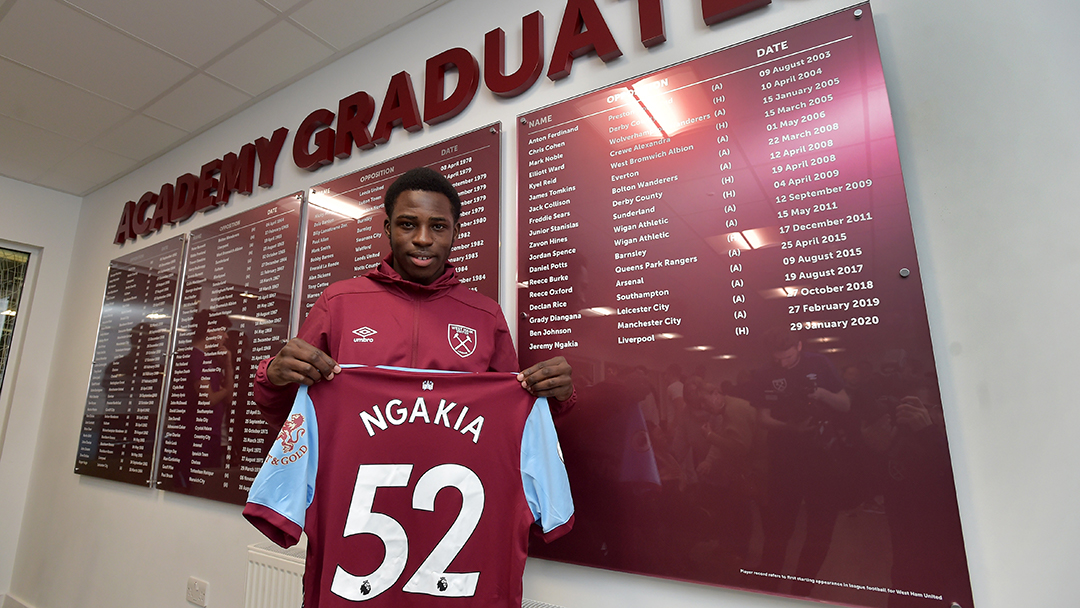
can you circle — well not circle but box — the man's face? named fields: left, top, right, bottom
left=773, top=342, right=802, bottom=369
left=384, top=189, right=459, bottom=285
left=706, top=389, right=726, bottom=413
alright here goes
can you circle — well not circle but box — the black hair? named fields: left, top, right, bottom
left=191, top=309, right=228, bottom=343
left=384, top=167, right=462, bottom=220
left=191, top=309, right=212, bottom=343
left=763, top=326, right=800, bottom=353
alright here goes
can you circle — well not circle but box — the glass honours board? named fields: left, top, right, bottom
left=519, top=5, right=973, bottom=608
left=75, top=235, right=185, bottom=486
left=301, top=123, right=502, bottom=312
left=156, top=196, right=301, bottom=504
left=77, top=126, right=503, bottom=504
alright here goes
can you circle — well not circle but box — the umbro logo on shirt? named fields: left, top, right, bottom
left=352, top=326, right=377, bottom=343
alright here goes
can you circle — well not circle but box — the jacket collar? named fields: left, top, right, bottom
left=366, top=255, right=460, bottom=296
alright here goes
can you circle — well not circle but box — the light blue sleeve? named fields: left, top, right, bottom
left=520, top=397, right=574, bottom=534
left=246, top=385, right=320, bottom=533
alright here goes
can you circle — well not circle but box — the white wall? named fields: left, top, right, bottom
left=6, top=0, right=1080, bottom=607
left=0, top=176, right=80, bottom=596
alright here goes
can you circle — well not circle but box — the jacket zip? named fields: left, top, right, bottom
left=410, top=293, right=421, bottom=368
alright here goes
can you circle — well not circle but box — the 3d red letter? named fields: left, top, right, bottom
left=485, top=11, right=544, bottom=97
left=548, top=0, right=623, bottom=81
left=424, top=48, right=480, bottom=125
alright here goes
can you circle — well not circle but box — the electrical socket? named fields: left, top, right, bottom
left=186, top=576, right=209, bottom=607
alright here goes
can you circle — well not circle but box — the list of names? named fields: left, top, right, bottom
left=301, top=124, right=503, bottom=311
left=75, top=236, right=184, bottom=486
left=517, top=5, right=918, bottom=368
left=157, top=196, right=300, bottom=504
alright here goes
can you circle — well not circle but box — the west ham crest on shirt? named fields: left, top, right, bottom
left=448, top=324, right=477, bottom=358
left=772, top=378, right=787, bottom=392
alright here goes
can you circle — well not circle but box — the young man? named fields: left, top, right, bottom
left=754, top=328, right=851, bottom=597
left=253, top=167, right=574, bottom=425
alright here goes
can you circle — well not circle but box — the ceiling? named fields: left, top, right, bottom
left=0, top=0, right=450, bottom=197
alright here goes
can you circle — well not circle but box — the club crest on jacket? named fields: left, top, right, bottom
left=448, top=324, right=477, bottom=358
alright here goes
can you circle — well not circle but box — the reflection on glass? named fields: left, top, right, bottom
left=156, top=196, right=298, bottom=504
left=520, top=5, right=972, bottom=606
left=170, top=309, right=234, bottom=486
left=75, top=238, right=182, bottom=486
left=532, top=336, right=969, bottom=606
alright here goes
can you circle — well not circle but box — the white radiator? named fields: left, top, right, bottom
left=522, top=599, right=566, bottom=608
left=245, top=541, right=306, bottom=608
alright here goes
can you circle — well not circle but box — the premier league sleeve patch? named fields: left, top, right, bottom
left=448, top=324, right=477, bottom=358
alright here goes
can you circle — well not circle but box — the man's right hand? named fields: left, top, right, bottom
left=266, top=338, right=341, bottom=387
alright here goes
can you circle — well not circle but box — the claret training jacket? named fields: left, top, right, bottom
left=255, top=258, right=536, bottom=427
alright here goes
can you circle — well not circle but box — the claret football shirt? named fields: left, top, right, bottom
left=244, top=365, right=574, bottom=608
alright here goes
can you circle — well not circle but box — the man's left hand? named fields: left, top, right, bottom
left=895, top=396, right=933, bottom=432
left=517, top=356, right=574, bottom=402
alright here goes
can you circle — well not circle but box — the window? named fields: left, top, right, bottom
left=0, top=247, right=31, bottom=395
